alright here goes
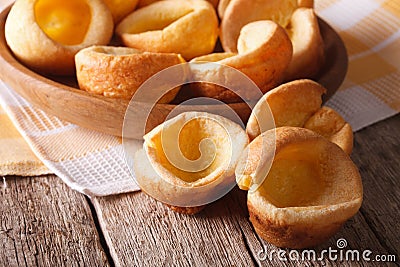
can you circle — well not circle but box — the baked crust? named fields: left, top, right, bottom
left=246, top=79, right=353, bottom=154
left=116, top=0, right=218, bottom=60
left=134, top=112, right=249, bottom=214
left=220, top=0, right=297, bottom=52
left=284, top=8, right=325, bottom=81
left=219, top=1, right=324, bottom=81
left=5, top=0, right=113, bottom=75
left=304, top=106, right=353, bottom=154
left=190, top=20, right=292, bottom=102
left=75, top=45, right=185, bottom=102
left=246, top=79, right=326, bottom=139
left=236, top=127, right=363, bottom=248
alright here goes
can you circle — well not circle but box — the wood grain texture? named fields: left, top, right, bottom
left=0, top=4, right=347, bottom=138
left=0, top=175, right=109, bottom=267
left=351, top=115, right=400, bottom=257
left=92, top=188, right=257, bottom=267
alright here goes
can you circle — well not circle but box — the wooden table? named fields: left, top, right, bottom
left=1, top=114, right=399, bottom=266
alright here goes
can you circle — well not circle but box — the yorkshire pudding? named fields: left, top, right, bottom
left=75, top=46, right=185, bottom=102
left=235, top=127, right=363, bottom=248
left=246, top=79, right=353, bottom=154
left=284, top=8, right=325, bottom=80
left=116, top=0, right=219, bottom=60
left=190, top=20, right=292, bottom=102
left=5, top=0, right=113, bottom=75
left=220, top=0, right=297, bottom=52
left=134, top=112, right=248, bottom=214
left=103, top=0, right=139, bottom=23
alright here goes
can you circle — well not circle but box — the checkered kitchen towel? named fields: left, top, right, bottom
left=0, top=0, right=399, bottom=196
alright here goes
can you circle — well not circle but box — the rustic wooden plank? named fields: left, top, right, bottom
left=0, top=175, right=109, bottom=267
left=92, top=187, right=257, bottom=267
left=351, top=115, right=400, bottom=257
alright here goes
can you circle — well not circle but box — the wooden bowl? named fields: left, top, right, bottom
left=0, top=5, right=347, bottom=139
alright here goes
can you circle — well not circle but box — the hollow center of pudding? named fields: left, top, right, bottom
left=125, top=5, right=193, bottom=34
left=34, top=0, right=91, bottom=45
left=260, top=141, right=327, bottom=208
left=155, top=118, right=231, bottom=183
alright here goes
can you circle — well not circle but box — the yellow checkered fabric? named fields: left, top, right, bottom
left=317, top=0, right=400, bottom=127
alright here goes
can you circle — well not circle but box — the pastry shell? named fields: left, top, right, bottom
left=284, top=8, right=325, bottom=81
left=235, top=127, right=363, bottom=248
left=246, top=79, right=325, bottom=139
left=75, top=45, right=185, bottom=102
left=5, top=0, right=113, bottom=75
left=246, top=79, right=353, bottom=154
left=134, top=111, right=249, bottom=214
left=220, top=0, right=297, bottom=52
left=116, top=0, right=219, bottom=60
left=190, top=20, right=292, bottom=102
left=304, top=106, right=353, bottom=154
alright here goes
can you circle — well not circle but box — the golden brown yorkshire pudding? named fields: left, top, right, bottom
left=190, top=20, right=292, bottom=103
left=246, top=79, right=353, bottom=154
left=103, top=0, right=139, bottom=23
left=284, top=8, right=325, bottom=81
left=247, top=80, right=325, bottom=139
left=75, top=46, right=185, bottom=102
left=116, top=0, right=219, bottom=60
left=235, top=127, right=363, bottom=249
left=5, top=0, right=113, bottom=76
left=304, top=106, right=353, bottom=154
left=220, top=0, right=297, bottom=52
left=134, top=112, right=249, bottom=214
